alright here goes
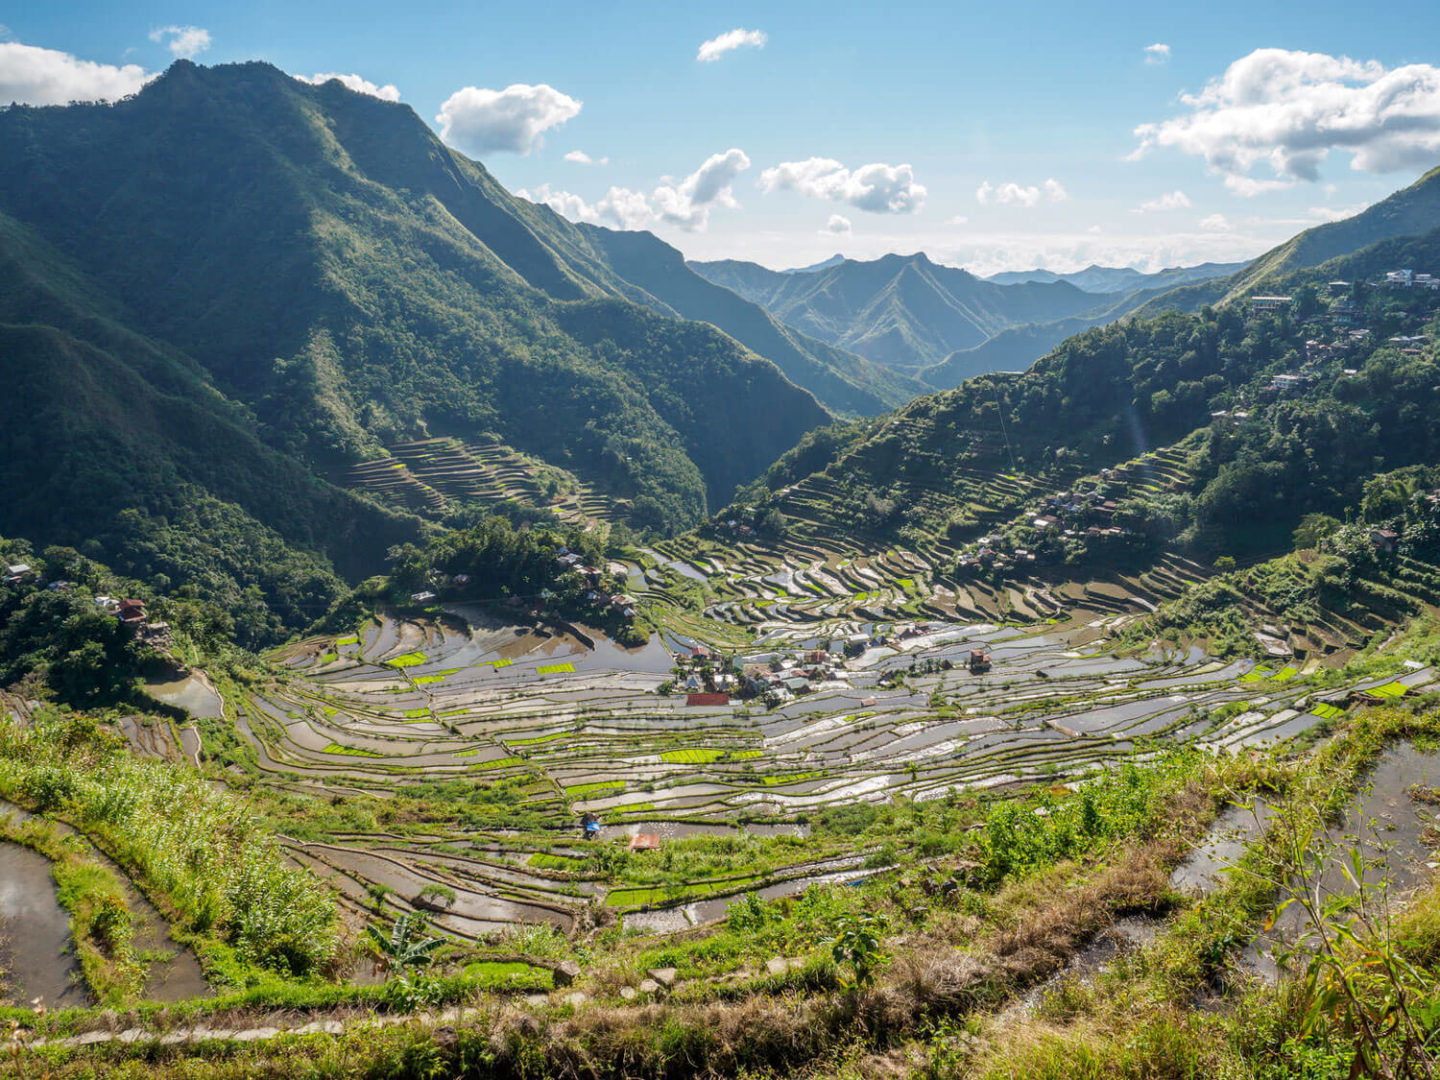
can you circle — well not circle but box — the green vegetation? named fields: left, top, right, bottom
left=0, top=711, right=337, bottom=982
left=0, top=59, right=829, bottom=574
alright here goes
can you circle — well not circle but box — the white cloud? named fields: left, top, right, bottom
left=758, top=158, right=926, bottom=214
left=519, top=148, right=751, bottom=232
left=651, top=147, right=751, bottom=228
left=149, top=25, right=211, bottom=60
left=946, top=215, right=969, bottom=226
left=823, top=213, right=852, bottom=236
left=564, top=149, right=609, bottom=165
left=697, top=28, right=767, bottom=63
left=1306, top=203, right=1369, bottom=223
left=1134, top=190, right=1191, bottom=213
left=1131, top=48, right=1440, bottom=194
left=435, top=82, right=581, bottom=156
left=520, top=183, right=651, bottom=228
left=1143, top=43, right=1171, bottom=66
left=296, top=72, right=400, bottom=101
left=1199, top=213, right=1232, bottom=232
left=0, top=41, right=153, bottom=105
left=975, top=178, right=1068, bottom=207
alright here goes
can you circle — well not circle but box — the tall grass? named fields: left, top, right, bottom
left=0, top=711, right=336, bottom=981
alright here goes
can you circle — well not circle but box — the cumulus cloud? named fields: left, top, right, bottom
left=1143, top=43, right=1171, bottom=65
left=697, top=28, right=767, bottom=62
left=1135, top=190, right=1191, bottom=213
left=1199, top=213, right=1232, bottom=232
left=296, top=72, right=400, bottom=101
left=823, top=213, right=852, bottom=236
left=564, top=149, right=609, bottom=165
left=1131, top=48, right=1440, bottom=194
left=0, top=41, right=153, bottom=105
left=519, top=148, right=751, bottom=232
left=435, top=82, right=581, bottom=156
left=149, top=25, right=211, bottom=59
left=651, top=147, right=751, bottom=228
left=975, top=178, right=1068, bottom=207
left=519, top=183, right=651, bottom=229
left=758, top=158, right=926, bottom=214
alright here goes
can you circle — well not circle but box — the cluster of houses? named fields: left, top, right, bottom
left=556, top=549, right=636, bottom=617
left=1383, top=269, right=1439, bottom=290
left=1303, top=330, right=1372, bottom=366
left=956, top=483, right=1136, bottom=575
left=670, top=643, right=739, bottom=704
left=92, top=595, right=172, bottom=649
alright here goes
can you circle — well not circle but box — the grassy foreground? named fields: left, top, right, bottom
left=4, top=699, right=1435, bottom=1078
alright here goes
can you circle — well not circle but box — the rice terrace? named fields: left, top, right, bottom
left=4, top=13, right=1440, bottom=1078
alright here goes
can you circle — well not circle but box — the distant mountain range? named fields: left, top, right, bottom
left=689, top=252, right=1243, bottom=382
left=984, top=262, right=1248, bottom=294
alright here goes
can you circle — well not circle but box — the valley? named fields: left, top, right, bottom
left=1, top=49, right=1440, bottom=1080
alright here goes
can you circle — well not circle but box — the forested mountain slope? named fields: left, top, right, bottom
left=729, top=224, right=1440, bottom=573
left=1134, top=165, right=1440, bottom=318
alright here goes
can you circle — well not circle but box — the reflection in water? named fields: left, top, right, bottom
left=0, top=842, right=88, bottom=1008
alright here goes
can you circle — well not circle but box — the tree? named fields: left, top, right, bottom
left=365, top=914, right=441, bottom=971
left=831, top=913, right=888, bottom=990
left=1293, top=513, right=1342, bottom=551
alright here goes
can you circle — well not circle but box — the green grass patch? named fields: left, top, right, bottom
left=387, top=652, right=428, bottom=668
left=461, top=961, right=553, bottom=991
left=607, top=876, right=758, bottom=908
left=1311, top=702, right=1346, bottom=720
left=469, top=757, right=525, bottom=771
left=1369, top=681, right=1409, bottom=698
left=323, top=743, right=383, bottom=757
left=537, top=662, right=575, bottom=675
left=478, top=658, right=513, bottom=669
left=505, top=732, right=567, bottom=747
left=527, top=852, right=578, bottom=870
left=335, top=635, right=360, bottom=647
left=760, top=770, right=825, bottom=786
left=659, top=748, right=762, bottom=765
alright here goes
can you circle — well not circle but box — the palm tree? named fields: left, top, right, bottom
left=366, top=913, right=441, bottom=971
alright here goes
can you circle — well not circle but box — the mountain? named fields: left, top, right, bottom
left=782, top=254, right=845, bottom=274
left=689, top=251, right=1121, bottom=372
left=920, top=283, right=1182, bottom=389
left=1134, top=165, right=1440, bottom=317
left=0, top=60, right=844, bottom=636
left=567, top=228, right=925, bottom=414
left=726, top=215, right=1440, bottom=571
left=985, top=261, right=1247, bottom=293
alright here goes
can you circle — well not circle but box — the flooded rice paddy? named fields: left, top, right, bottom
left=229, top=599, right=1439, bottom=935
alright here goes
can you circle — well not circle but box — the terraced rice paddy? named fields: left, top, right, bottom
left=347, top=437, right=621, bottom=524
left=226, top=584, right=1430, bottom=938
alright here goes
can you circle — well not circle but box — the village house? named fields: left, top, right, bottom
left=1370, top=528, right=1399, bottom=553
left=1249, top=295, right=1292, bottom=314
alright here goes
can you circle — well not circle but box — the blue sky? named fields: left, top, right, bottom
left=4, top=1, right=1440, bottom=272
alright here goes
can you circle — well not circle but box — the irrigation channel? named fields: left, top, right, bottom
left=159, top=592, right=1433, bottom=940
